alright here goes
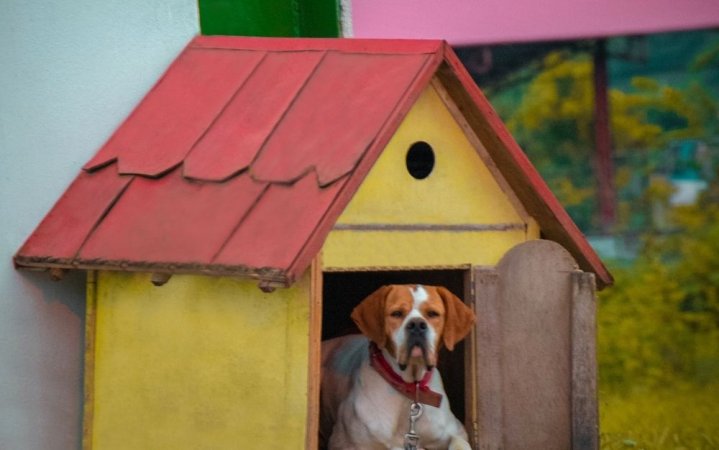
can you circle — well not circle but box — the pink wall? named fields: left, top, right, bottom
left=351, top=0, right=719, bottom=45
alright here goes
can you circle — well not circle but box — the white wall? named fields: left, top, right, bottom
left=0, top=1, right=198, bottom=448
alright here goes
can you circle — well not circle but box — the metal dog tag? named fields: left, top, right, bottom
left=404, top=402, right=423, bottom=450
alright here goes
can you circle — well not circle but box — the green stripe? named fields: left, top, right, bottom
left=198, top=0, right=339, bottom=37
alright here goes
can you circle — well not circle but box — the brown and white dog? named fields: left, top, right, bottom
left=320, top=284, right=476, bottom=450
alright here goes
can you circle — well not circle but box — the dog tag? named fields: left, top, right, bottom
left=404, top=402, right=423, bottom=450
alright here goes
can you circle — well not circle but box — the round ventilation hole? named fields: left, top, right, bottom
left=406, top=141, right=435, bottom=180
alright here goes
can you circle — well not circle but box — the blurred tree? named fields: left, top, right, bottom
left=598, top=178, right=719, bottom=390
left=503, top=51, right=717, bottom=231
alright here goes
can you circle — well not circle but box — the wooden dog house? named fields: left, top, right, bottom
left=15, top=36, right=612, bottom=450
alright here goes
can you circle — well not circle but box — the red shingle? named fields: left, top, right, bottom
left=213, top=172, right=346, bottom=276
left=15, top=166, right=132, bottom=264
left=184, top=51, right=326, bottom=181
left=78, top=168, right=267, bottom=265
left=84, top=48, right=266, bottom=176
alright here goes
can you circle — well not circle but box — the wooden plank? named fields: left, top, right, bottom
left=332, top=223, right=525, bottom=232
left=463, top=269, right=479, bottom=449
left=84, top=48, right=266, bottom=177
left=571, top=271, right=599, bottom=450
left=305, top=255, right=323, bottom=450
left=14, top=166, right=132, bottom=264
left=473, top=266, right=503, bottom=450
left=190, top=35, right=444, bottom=54
left=437, top=44, right=612, bottom=289
left=250, top=52, right=431, bottom=185
left=82, top=270, right=98, bottom=450
left=184, top=51, right=326, bottom=181
left=79, top=170, right=267, bottom=265
left=214, top=172, right=346, bottom=275
left=496, top=240, right=578, bottom=450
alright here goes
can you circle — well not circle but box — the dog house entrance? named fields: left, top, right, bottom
left=322, top=269, right=469, bottom=425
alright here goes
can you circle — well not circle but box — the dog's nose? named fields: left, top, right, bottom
left=406, top=318, right=428, bottom=335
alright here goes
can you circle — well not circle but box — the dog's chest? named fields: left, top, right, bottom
left=347, top=365, right=455, bottom=448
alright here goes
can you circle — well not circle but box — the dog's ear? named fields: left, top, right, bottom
left=351, top=285, right=391, bottom=348
left=437, top=287, right=476, bottom=351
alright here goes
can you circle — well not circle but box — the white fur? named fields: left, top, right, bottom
left=412, top=285, right=429, bottom=304
left=321, top=335, right=469, bottom=450
left=391, top=285, right=438, bottom=381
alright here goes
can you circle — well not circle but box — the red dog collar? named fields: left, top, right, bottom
left=368, top=342, right=443, bottom=408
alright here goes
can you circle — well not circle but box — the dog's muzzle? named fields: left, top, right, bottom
left=399, top=318, right=432, bottom=371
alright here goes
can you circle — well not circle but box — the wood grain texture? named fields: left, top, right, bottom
left=571, top=271, right=599, bottom=450
left=463, top=269, right=478, bottom=448
left=497, top=240, right=577, bottom=449
left=473, top=267, right=503, bottom=450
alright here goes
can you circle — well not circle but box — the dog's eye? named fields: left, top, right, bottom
left=427, top=310, right=441, bottom=318
left=390, top=310, right=404, bottom=318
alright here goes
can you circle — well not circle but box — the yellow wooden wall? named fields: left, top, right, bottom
left=323, top=80, right=540, bottom=269
left=86, top=270, right=311, bottom=449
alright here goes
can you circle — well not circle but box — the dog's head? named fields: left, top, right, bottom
left=351, top=285, right=475, bottom=374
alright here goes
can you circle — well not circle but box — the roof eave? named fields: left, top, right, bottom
left=437, top=42, right=613, bottom=289
left=13, top=255, right=291, bottom=288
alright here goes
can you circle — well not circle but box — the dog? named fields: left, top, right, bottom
left=320, top=284, right=476, bottom=450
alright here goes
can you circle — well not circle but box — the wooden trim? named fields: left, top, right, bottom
left=82, top=270, right=98, bottom=450
left=473, top=266, right=504, bottom=449
left=332, top=223, right=526, bottom=232
left=323, top=264, right=471, bottom=273
left=13, top=256, right=290, bottom=286
left=430, top=77, right=530, bottom=224
left=305, top=255, right=323, bottom=450
left=463, top=268, right=479, bottom=449
left=571, top=271, right=599, bottom=450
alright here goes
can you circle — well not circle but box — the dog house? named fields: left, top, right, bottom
left=15, top=36, right=612, bottom=450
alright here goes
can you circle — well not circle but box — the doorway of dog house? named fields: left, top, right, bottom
left=321, top=268, right=471, bottom=426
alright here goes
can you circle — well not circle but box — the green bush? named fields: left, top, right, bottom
left=598, top=188, right=719, bottom=448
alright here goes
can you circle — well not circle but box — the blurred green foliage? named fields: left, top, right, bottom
left=598, top=186, right=719, bottom=390
left=500, top=48, right=718, bottom=232
left=596, top=175, right=719, bottom=449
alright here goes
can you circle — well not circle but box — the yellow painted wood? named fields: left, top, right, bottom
left=90, top=271, right=310, bottom=449
left=324, top=229, right=529, bottom=269
left=324, top=82, right=539, bottom=269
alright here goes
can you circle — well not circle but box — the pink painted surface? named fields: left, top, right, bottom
left=352, top=0, right=719, bottom=45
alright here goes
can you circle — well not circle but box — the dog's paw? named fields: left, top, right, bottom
left=448, top=435, right=472, bottom=450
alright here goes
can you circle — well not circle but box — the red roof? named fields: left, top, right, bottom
left=14, top=36, right=612, bottom=288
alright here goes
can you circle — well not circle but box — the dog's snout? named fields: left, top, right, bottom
left=406, top=318, right=428, bottom=334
